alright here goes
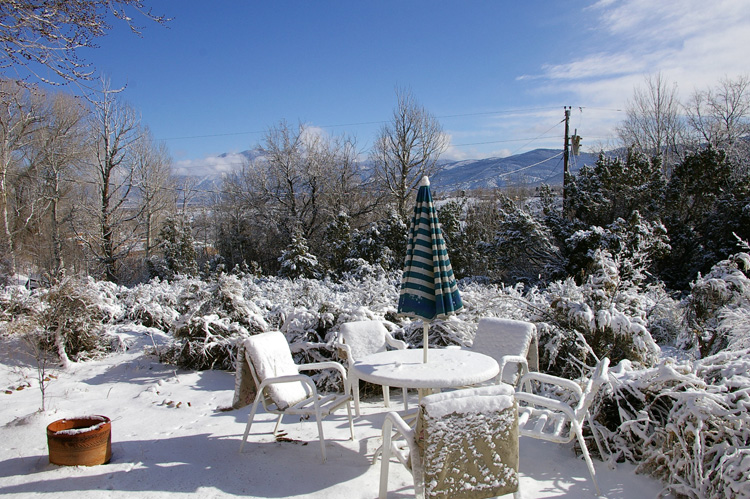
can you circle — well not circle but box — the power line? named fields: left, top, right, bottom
left=158, top=106, right=567, bottom=142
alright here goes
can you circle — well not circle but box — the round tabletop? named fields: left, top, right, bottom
left=351, top=348, right=500, bottom=390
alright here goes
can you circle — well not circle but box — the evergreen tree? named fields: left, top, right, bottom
left=278, top=229, right=321, bottom=279
left=566, top=211, right=670, bottom=287
left=350, top=212, right=408, bottom=272
left=491, top=196, right=566, bottom=285
left=378, top=211, right=408, bottom=270
left=151, top=216, right=197, bottom=280
left=567, top=150, right=666, bottom=227
left=321, top=212, right=353, bottom=275
left=660, top=147, right=750, bottom=289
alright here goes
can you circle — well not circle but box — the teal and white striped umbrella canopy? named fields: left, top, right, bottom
left=398, top=176, right=464, bottom=322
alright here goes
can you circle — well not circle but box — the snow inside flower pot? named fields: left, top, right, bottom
left=47, top=415, right=111, bottom=466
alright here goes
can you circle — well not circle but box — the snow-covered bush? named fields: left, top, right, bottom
left=9, top=277, right=124, bottom=367
left=680, top=252, right=750, bottom=357
left=0, top=284, right=36, bottom=324
left=597, top=350, right=750, bottom=498
left=163, top=274, right=268, bottom=370
left=535, top=249, right=661, bottom=378
left=121, top=276, right=183, bottom=329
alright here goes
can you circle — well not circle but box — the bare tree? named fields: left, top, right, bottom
left=617, top=73, right=685, bottom=177
left=74, top=79, right=143, bottom=282
left=26, top=90, right=89, bottom=281
left=685, top=75, right=750, bottom=174
left=371, top=89, right=448, bottom=221
left=321, top=134, right=383, bottom=222
left=0, top=0, right=168, bottom=85
left=132, top=127, right=173, bottom=262
left=0, top=78, right=43, bottom=277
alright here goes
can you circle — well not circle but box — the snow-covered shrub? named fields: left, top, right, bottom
left=0, top=285, right=37, bottom=324
left=34, top=277, right=119, bottom=366
left=536, top=249, right=660, bottom=378
left=164, top=274, right=269, bottom=370
left=121, top=276, right=183, bottom=329
left=681, top=252, right=750, bottom=357
left=597, top=350, right=750, bottom=498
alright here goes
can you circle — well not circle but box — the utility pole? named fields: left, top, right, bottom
left=563, top=106, right=571, bottom=218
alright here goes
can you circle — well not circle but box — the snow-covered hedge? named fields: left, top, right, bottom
left=600, top=350, right=750, bottom=498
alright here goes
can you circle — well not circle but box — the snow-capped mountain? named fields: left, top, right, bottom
left=430, top=149, right=599, bottom=191
left=175, top=148, right=600, bottom=204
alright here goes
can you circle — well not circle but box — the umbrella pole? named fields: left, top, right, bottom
left=423, top=322, right=429, bottom=363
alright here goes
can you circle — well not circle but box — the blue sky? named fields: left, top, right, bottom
left=75, top=0, right=750, bottom=175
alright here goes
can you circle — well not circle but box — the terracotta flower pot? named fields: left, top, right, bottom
left=47, top=415, right=112, bottom=466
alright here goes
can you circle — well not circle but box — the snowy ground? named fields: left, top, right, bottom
left=0, top=327, right=668, bottom=498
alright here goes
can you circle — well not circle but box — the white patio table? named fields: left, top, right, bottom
left=349, top=348, right=499, bottom=416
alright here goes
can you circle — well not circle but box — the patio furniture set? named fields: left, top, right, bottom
left=234, top=318, right=610, bottom=499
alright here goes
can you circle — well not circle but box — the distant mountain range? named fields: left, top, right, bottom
left=175, top=148, right=600, bottom=205
left=431, top=148, right=599, bottom=192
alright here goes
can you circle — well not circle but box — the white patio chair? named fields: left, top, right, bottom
left=335, top=320, right=408, bottom=415
left=515, top=357, right=610, bottom=496
left=375, top=384, right=521, bottom=499
left=470, top=317, right=539, bottom=386
left=238, top=331, right=355, bottom=463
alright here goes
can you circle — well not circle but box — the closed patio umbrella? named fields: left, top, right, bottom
left=398, top=176, right=463, bottom=362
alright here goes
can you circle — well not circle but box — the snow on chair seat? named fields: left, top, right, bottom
left=376, top=384, right=521, bottom=499
left=238, top=331, right=355, bottom=463
left=515, top=357, right=610, bottom=496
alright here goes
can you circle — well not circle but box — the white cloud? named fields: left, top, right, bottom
left=546, top=0, right=750, bottom=92
left=172, top=152, right=247, bottom=176
left=514, top=0, right=750, bottom=155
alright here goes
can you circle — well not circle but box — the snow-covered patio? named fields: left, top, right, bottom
left=0, top=327, right=666, bottom=498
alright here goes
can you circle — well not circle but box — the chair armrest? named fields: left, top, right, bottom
left=298, top=361, right=348, bottom=379
left=333, top=337, right=355, bottom=366
left=257, top=373, right=318, bottom=398
left=383, top=411, right=416, bottom=440
left=384, top=332, right=408, bottom=350
left=518, top=371, right=583, bottom=398
left=497, top=355, right=529, bottom=384
left=514, top=391, right=577, bottom=422
left=298, top=361, right=350, bottom=394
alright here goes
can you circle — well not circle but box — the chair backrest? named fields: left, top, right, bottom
left=244, top=331, right=311, bottom=410
left=337, top=320, right=390, bottom=361
left=573, top=357, right=610, bottom=422
left=417, top=384, right=519, bottom=499
left=472, top=318, right=537, bottom=365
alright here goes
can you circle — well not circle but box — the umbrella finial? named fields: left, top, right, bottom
left=419, top=176, right=430, bottom=187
